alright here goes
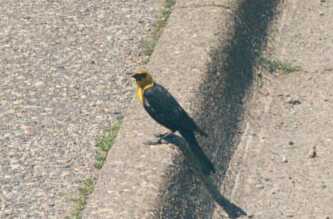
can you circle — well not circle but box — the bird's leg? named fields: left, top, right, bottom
left=144, top=131, right=175, bottom=145
left=156, top=131, right=176, bottom=144
left=154, top=131, right=175, bottom=140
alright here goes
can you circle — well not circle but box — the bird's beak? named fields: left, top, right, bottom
left=131, top=74, right=137, bottom=79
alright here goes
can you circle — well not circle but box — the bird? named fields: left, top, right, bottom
left=132, top=67, right=215, bottom=175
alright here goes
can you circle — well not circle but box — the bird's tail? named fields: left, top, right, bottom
left=179, top=130, right=215, bottom=175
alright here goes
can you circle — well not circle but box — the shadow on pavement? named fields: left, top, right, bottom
left=157, top=0, right=281, bottom=218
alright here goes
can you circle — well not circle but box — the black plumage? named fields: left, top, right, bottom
left=143, top=84, right=215, bottom=175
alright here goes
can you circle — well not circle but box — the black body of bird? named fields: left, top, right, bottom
left=132, top=67, right=215, bottom=175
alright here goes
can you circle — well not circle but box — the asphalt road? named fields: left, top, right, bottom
left=0, top=1, right=160, bottom=218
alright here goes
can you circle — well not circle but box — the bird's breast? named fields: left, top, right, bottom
left=135, top=83, right=154, bottom=104
left=136, top=87, right=144, bottom=104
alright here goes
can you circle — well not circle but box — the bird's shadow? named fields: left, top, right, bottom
left=147, top=133, right=247, bottom=219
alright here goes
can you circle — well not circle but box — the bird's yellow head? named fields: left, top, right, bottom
left=132, top=67, right=154, bottom=89
left=132, top=67, right=154, bottom=103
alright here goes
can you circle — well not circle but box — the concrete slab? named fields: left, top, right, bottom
left=227, top=0, right=333, bottom=218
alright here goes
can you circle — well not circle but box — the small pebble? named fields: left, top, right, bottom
left=308, top=146, right=317, bottom=158
left=256, top=184, right=265, bottom=189
left=287, top=98, right=301, bottom=105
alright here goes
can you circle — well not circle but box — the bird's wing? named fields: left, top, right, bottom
left=143, top=84, right=196, bottom=132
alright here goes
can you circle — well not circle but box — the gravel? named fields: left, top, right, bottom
left=0, top=1, right=161, bottom=218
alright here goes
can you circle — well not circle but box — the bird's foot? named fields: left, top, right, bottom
left=144, top=131, right=175, bottom=145
left=154, top=131, right=174, bottom=139
left=143, top=138, right=169, bottom=145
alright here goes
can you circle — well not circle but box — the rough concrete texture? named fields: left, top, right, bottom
left=0, top=1, right=161, bottom=218
left=224, top=0, right=333, bottom=219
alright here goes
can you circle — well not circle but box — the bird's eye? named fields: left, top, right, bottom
left=137, top=74, right=146, bottom=80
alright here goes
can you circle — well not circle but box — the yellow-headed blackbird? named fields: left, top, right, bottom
left=132, top=67, right=215, bottom=175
